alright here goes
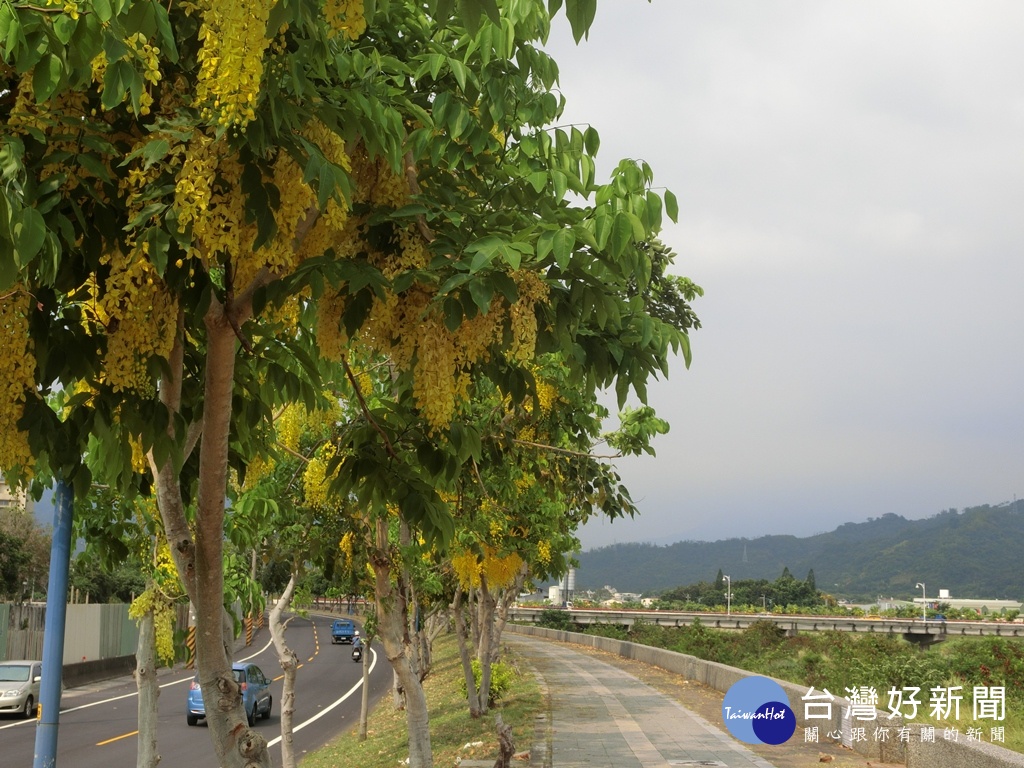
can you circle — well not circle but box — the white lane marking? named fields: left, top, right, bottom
left=0, top=632, right=283, bottom=730
left=265, top=646, right=378, bottom=749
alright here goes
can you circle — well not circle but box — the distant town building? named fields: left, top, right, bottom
left=0, top=479, right=33, bottom=516
left=914, top=592, right=1021, bottom=614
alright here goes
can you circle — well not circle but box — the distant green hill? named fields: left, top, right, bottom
left=575, top=500, right=1024, bottom=602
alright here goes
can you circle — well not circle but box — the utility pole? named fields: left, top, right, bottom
left=34, top=481, right=74, bottom=768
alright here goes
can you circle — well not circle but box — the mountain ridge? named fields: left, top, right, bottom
left=575, top=501, right=1024, bottom=601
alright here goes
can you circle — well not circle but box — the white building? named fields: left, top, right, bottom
left=0, top=479, right=33, bottom=516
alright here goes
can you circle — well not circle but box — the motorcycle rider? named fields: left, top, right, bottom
left=352, top=630, right=363, bottom=661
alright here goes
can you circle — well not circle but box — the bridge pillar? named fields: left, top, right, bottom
left=902, top=632, right=945, bottom=649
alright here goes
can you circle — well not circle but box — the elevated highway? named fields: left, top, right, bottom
left=508, top=607, right=1024, bottom=647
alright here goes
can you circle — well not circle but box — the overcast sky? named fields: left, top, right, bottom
left=544, top=2, right=1024, bottom=550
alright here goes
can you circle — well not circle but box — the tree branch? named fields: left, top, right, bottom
left=509, top=437, right=620, bottom=460
left=403, top=151, right=435, bottom=243
left=149, top=310, right=198, bottom=601
left=341, top=355, right=398, bottom=461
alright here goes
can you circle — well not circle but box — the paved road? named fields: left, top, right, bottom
left=511, top=633, right=782, bottom=768
left=0, top=614, right=389, bottom=768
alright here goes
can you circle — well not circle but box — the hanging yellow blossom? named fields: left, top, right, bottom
left=0, top=286, right=36, bottom=475
left=194, top=0, right=275, bottom=128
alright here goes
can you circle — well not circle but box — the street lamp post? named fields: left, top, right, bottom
left=916, top=582, right=926, bottom=622
left=724, top=575, right=732, bottom=615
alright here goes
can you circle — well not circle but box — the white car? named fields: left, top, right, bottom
left=0, top=660, right=42, bottom=718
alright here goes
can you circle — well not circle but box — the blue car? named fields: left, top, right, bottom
left=186, top=662, right=272, bottom=727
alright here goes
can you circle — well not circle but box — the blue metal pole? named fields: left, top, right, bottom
left=33, top=480, right=74, bottom=768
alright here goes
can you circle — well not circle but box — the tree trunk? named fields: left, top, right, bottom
left=136, top=607, right=160, bottom=768
left=152, top=303, right=268, bottom=768
left=193, top=309, right=268, bottom=767
left=475, top=576, right=496, bottom=714
left=490, top=563, right=528, bottom=662
left=358, top=624, right=373, bottom=741
left=494, top=714, right=515, bottom=768
left=270, top=572, right=300, bottom=768
left=451, top=587, right=480, bottom=718
left=373, top=516, right=432, bottom=768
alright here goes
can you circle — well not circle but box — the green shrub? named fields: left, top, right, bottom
left=459, top=659, right=517, bottom=706
left=586, top=623, right=629, bottom=640
left=536, top=608, right=575, bottom=631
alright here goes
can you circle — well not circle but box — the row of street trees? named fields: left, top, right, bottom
left=1, top=2, right=701, bottom=767
left=0, top=505, right=50, bottom=601
left=657, top=568, right=825, bottom=611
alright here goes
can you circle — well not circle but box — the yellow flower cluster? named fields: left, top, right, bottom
left=323, top=0, right=367, bottom=40
left=43, top=0, right=79, bottom=19
left=508, top=270, right=548, bottom=362
left=0, top=287, right=36, bottom=475
left=316, top=288, right=349, bottom=362
left=129, top=435, right=148, bottom=475
left=535, top=380, right=557, bottom=414
left=175, top=122, right=354, bottom=293
left=451, top=546, right=524, bottom=590
left=306, top=399, right=343, bottom=435
left=125, top=33, right=162, bottom=115
left=174, top=133, right=217, bottom=237
left=339, top=531, right=355, bottom=569
left=6, top=72, right=48, bottom=134
left=276, top=404, right=302, bottom=451
left=536, top=540, right=551, bottom=565
left=451, top=550, right=481, bottom=589
left=97, top=243, right=179, bottom=393
left=411, top=313, right=460, bottom=429
left=129, top=587, right=177, bottom=665
left=154, top=537, right=182, bottom=589
left=302, top=441, right=337, bottom=510
left=242, top=454, right=275, bottom=491
left=290, top=121, right=353, bottom=262
left=194, top=0, right=274, bottom=128
left=483, top=548, right=523, bottom=589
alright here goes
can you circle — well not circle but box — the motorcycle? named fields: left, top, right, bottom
left=351, top=645, right=362, bottom=663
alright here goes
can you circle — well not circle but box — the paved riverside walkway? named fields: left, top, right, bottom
left=507, top=633, right=779, bottom=768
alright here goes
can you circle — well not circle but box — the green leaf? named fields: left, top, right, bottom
left=552, top=228, right=575, bottom=270
left=645, top=190, right=663, bottom=232
left=583, top=126, right=600, bottom=156
left=449, top=58, right=468, bottom=91
left=102, top=60, right=133, bottom=110
left=1, top=5, right=21, bottom=56
left=664, top=189, right=679, bottom=223
left=550, top=169, right=568, bottom=200
left=53, top=14, right=77, bottom=45
left=92, top=0, right=113, bottom=23
left=609, top=212, right=633, bottom=258
left=536, top=230, right=554, bottom=261
left=144, top=226, right=171, bottom=275
left=13, top=207, right=46, bottom=263
left=466, top=277, right=494, bottom=314
left=77, top=153, right=112, bottom=182
left=457, top=0, right=483, bottom=34
left=527, top=171, right=547, bottom=194
left=32, top=54, right=63, bottom=103
left=565, top=0, right=597, bottom=43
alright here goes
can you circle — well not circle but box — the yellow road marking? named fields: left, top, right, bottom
left=97, top=730, right=138, bottom=746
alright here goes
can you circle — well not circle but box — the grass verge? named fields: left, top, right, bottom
left=301, top=633, right=542, bottom=768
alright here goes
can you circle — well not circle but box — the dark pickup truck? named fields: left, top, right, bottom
left=331, top=619, right=356, bottom=644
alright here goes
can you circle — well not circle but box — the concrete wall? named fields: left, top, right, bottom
left=507, top=623, right=1024, bottom=768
